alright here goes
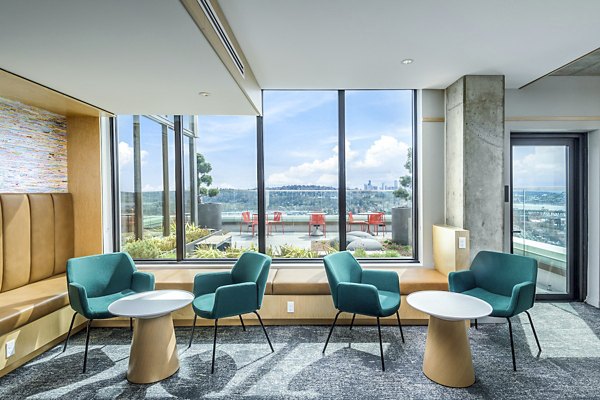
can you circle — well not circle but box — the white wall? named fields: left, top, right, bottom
left=418, top=89, right=446, bottom=267
left=504, top=76, right=600, bottom=307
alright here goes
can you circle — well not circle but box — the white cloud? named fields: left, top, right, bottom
left=513, top=147, right=566, bottom=188
left=354, top=135, right=409, bottom=170
left=118, top=141, right=148, bottom=168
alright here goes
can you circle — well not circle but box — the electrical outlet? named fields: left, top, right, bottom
left=287, top=301, right=295, bottom=313
left=458, top=237, right=467, bottom=249
left=5, top=339, right=16, bottom=358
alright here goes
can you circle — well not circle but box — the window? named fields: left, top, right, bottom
left=263, top=91, right=339, bottom=258
left=183, top=115, right=258, bottom=259
left=117, top=115, right=176, bottom=260
left=113, top=91, right=416, bottom=263
left=345, top=90, right=415, bottom=259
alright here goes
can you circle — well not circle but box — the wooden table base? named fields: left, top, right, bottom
left=127, top=313, right=179, bottom=384
left=422, top=316, right=475, bottom=388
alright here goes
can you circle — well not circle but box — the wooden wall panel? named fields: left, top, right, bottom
left=67, top=117, right=103, bottom=257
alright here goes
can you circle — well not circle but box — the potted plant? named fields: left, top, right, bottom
left=392, top=147, right=412, bottom=245
left=196, top=153, right=223, bottom=230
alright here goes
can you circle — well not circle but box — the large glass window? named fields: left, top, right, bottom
left=117, top=115, right=176, bottom=260
left=114, top=90, right=416, bottom=262
left=183, top=115, right=258, bottom=259
left=264, top=91, right=339, bottom=258
left=345, top=90, right=415, bottom=259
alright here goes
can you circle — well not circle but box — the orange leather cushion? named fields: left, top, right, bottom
left=0, top=274, right=68, bottom=336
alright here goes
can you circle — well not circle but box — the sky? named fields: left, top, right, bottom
left=512, top=145, right=567, bottom=189
left=117, top=90, right=414, bottom=192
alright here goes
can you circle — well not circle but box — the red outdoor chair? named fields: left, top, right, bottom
left=240, top=211, right=259, bottom=236
left=368, top=212, right=387, bottom=235
left=267, top=211, right=284, bottom=235
left=347, top=212, right=368, bottom=232
left=308, top=213, right=327, bottom=237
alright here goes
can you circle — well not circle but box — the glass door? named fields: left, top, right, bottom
left=511, top=134, right=584, bottom=300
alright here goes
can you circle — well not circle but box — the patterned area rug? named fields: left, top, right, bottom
left=0, top=303, right=599, bottom=399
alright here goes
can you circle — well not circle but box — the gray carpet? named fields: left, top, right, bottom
left=1, top=302, right=599, bottom=399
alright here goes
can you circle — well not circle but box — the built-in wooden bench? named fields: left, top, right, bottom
left=113, top=266, right=450, bottom=328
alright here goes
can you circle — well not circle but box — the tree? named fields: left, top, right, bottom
left=196, top=154, right=219, bottom=202
left=393, top=147, right=412, bottom=202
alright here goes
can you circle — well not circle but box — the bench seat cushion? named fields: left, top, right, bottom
left=272, top=268, right=448, bottom=295
left=147, top=268, right=277, bottom=295
left=0, top=274, right=68, bottom=336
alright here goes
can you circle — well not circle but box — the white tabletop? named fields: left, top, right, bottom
left=108, top=290, right=194, bottom=319
left=406, top=291, right=492, bottom=321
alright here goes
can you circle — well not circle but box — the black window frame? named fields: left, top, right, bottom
left=111, top=89, right=419, bottom=265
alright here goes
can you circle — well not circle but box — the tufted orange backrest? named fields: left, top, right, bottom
left=0, top=193, right=74, bottom=292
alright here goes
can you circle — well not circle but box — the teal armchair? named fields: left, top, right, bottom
left=64, top=252, right=155, bottom=373
left=188, top=252, right=273, bottom=373
left=449, top=250, right=541, bottom=371
left=322, top=251, right=404, bottom=371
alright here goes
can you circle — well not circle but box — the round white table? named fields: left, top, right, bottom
left=407, top=290, right=492, bottom=388
left=108, top=290, right=194, bottom=384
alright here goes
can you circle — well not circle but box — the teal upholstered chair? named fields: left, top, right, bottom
left=64, top=252, right=155, bottom=372
left=448, top=250, right=542, bottom=371
left=188, top=252, right=274, bottom=373
left=322, top=251, right=404, bottom=371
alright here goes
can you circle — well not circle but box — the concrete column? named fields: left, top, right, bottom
left=445, top=76, right=505, bottom=259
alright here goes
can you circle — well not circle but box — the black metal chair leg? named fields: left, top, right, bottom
left=349, top=313, right=356, bottom=330
left=63, top=312, right=77, bottom=353
left=507, top=317, right=516, bottom=371
left=82, top=319, right=93, bottom=373
left=239, top=315, right=246, bottom=332
left=475, top=319, right=478, bottom=330
left=211, top=319, right=218, bottom=374
left=254, top=311, right=274, bottom=352
left=188, top=315, right=197, bottom=348
left=377, top=317, right=385, bottom=371
left=525, top=311, right=542, bottom=354
left=396, top=311, right=405, bottom=343
left=323, top=310, right=342, bottom=353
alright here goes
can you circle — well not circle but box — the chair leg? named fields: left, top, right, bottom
left=323, top=310, right=342, bottom=353
left=63, top=312, right=77, bottom=353
left=82, top=319, right=93, bottom=373
left=475, top=319, right=478, bottom=330
left=188, top=315, right=197, bottom=348
left=211, top=319, right=218, bottom=374
left=396, top=311, right=405, bottom=343
left=130, top=317, right=133, bottom=332
left=525, top=311, right=542, bottom=354
left=239, top=315, right=246, bottom=332
left=507, top=317, right=517, bottom=371
left=349, top=313, right=356, bottom=330
left=254, top=311, right=274, bottom=352
left=377, top=317, right=385, bottom=371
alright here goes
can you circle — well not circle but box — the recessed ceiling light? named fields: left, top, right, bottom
left=401, top=59, right=414, bottom=65
left=198, top=91, right=210, bottom=97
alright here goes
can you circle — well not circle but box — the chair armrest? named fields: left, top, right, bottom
left=337, top=282, right=381, bottom=316
left=508, top=281, right=536, bottom=316
left=448, top=270, right=476, bottom=293
left=131, top=271, right=155, bottom=292
left=193, top=271, right=233, bottom=297
left=361, top=269, right=399, bottom=293
left=68, top=282, right=90, bottom=317
left=213, top=282, right=258, bottom=318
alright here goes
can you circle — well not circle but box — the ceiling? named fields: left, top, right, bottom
left=551, top=48, right=600, bottom=76
left=219, top=0, right=600, bottom=89
left=0, top=0, right=257, bottom=115
left=1, top=1, right=599, bottom=116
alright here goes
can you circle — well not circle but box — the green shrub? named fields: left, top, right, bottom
left=352, top=248, right=368, bottom=258
left=123, top=239, right=161, bottom=259
left=185, top=223, right=211, bottom=243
